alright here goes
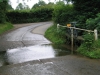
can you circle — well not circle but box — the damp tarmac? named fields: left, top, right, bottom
left=0, top=44, right=71, bottom=66
left=0, top=22, right=100, bottom=75
left=0, top=22, right=72, bottom=66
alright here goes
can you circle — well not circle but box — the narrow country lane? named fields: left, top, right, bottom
left=0, top=22, right=53, bottom=51
left=0, top=22, right=100, bottom=75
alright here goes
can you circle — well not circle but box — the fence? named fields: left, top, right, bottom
left=57, top=24, right=98, bottom=53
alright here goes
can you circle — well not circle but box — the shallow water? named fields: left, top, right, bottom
left=0, top=44, right=72, bottom=66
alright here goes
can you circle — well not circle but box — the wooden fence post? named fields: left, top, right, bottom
left=94, top=29, right=98, bottom=40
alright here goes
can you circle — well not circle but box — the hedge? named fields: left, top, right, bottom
left=6, top=7, right=53, bottom=23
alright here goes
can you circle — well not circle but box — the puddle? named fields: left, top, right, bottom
left=0, top=44, right=72, bottom=66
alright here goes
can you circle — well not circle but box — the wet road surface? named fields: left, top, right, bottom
left=4, top=44, right=70, bottom=65
left=0, top=55, right=100, bottom=75
left=0, top=22, right=52, bottom=51
left=0, top=22, right=100, bottom=75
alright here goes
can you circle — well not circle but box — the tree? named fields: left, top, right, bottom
left=24, top=4, right=30, bottom=9
left=56, top=1, right=65, bottom=5
left=7, top=4, right=13, bottom=10
left=0, top=0, right=30, bottom=23
left=23, top=3, right=30, bottom=9
left=70, top=0, right=100, bottom=29
left=0, top=0, right=8, bottom=23
left=32, top=0, right=46, bottom=9
left=32, top=3, right=39, bottom=9
left=16, top=3, right=24, bottom=10
left=38, top=0, right=46, bottom=6
left=48, top=2, right=54, bottom=5
left=47, top=2, right=54, bottom=7
left=72, top=0, right=100, bottom=17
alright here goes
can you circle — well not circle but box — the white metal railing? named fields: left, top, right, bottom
left=57, top=24, right=98, bottom=40
left=57, top=24, right=98, bottom=53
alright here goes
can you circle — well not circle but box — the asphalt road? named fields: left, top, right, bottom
left=0, top=55, right=100, bottom=75
left=0, top=22, right=100, bottom=75
left=0, top=21, right=53, bottom=41
left=0, top=22, right=53, bottom=51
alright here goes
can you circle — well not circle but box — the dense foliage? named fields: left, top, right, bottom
left=53, top=1, right=75, bottom=25
left=71, top=0, right=100, bottom=28
left=77, top=34, right=100, bottom=59
left=0, top=0, right=8, bottom=23
left=32, top=0, right=46, bottom=9
left=52, top=0, right=100, bottom=29
left=16, top=3, right=30, bottom=10
left=86, top=13, right=100, bottom=33
left=7, top=7, right=53, bottom=23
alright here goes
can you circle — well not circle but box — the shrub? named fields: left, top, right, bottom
left=77, top=33, right=100, bottom=59
left=52, top=4, right=75, bottom=25
left=83, top=33, right=94, bottom=50
left=0, top=1, right=8, bottom=23
left=86, top=13, right=100, bottom=33
left=6, top=7, right=53, bottom=23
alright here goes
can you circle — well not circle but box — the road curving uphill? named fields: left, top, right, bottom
left=0, top=22, right=100, bottom=75
left=0, top=22, right=53, bottom=51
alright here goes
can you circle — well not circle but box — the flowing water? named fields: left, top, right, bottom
left=0, top=44, right=73, bottom=66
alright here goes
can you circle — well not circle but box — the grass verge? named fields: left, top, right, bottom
left=0, top=22, right=13, bottom=34
left=77, top=39, right=100, bottom=59
left=45, top=25, right=100, bottom=59
left=45, top=24, right=66, bottom=44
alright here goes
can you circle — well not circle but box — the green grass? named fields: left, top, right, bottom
left=45, top=24, right=66, bottom=44
left=77, top=39, right=100, bottom=59
left=0, top=22, right=13, bottom=34
left=45, top=24, right=100, bottom=59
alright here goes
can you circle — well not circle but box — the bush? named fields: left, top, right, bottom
left=72, top=0, right=100, bottom=30
left=83, top=33, right=94, bottom=50
left=77, top=44, right=100, bottom=59
left=77, top=33, right=100, bottom=59
left=86, top=13, right=100, bottom=33
left=0, top=1, right=8, bottom=23
left=52, top=4, right=75, bottom=25
left=6, top=7, right=53, bottom=23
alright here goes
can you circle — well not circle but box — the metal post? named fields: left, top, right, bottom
left=71, top=28, right=74, bottom=54
left=94, top=29, right=98, bottom=40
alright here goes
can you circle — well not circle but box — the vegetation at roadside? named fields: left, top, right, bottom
left=86, top=13, right=100, bottom=33
left=52, top=2, right=75, bottom=25
left=45, top=24, right=66, bottom=44
left=77, top=33, right=100, bottom=59
left=1, top=0, right=100, bottom=58
left=7, top=7, right=53, bottom=23
left=76, top=12, right=100, bottom=59
left=0, top=22, right=13, bottom=34
left=6, top=0, right=54, bottom=24
left=51, top=0, right=100, bottom=59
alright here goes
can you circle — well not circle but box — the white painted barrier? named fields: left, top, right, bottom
left=57, top=24, right=98, bottom=54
